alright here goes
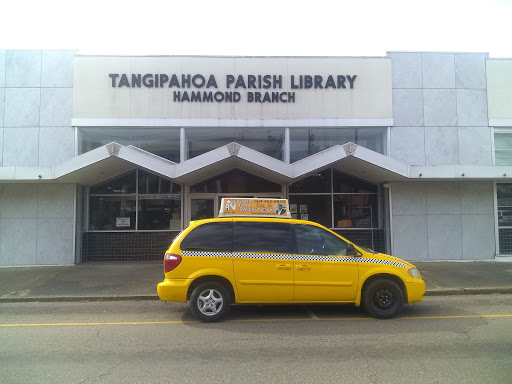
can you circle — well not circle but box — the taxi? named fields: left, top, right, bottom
left=157, top=198, right=425, bottom=322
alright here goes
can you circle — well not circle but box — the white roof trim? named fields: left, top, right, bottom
left=489, top=119, right=512, bottom=127
left=2, top=142, right=511, bottom=184
left=72, top=118, right=393, bottom=128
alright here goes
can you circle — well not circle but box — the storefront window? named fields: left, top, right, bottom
left=289, top=168, right=379, bottom=229
left=289, top=127, right=387, bottom=163
left=494, top=132, right=512, bottom=165
left=138, top=197, right=181, bottom=230
left=190, top=169, right=281, bottom=194
left=78, top=128, right=180, bottom=163
left=289, top=168, right=331, bottom=193
left=333, top=195, right=378, bottom=228
left=89, top=196, right=137, bottom=231
left=497, top=183, right=512, bottom=254
left=88, top=170, right=182, bottom=231
left=186, top=127, right=285, bottom=160
left=90, top=171, right=136, bottom=194
left=289, top=195, right=332, bottom=228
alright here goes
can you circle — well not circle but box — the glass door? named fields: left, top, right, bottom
left=190, top=198, right=215, bottom=221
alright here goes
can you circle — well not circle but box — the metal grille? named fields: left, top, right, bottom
left=499, top=228, right=512, bottom=254
left=81, top=232, right=179, bottom=261
left=332, top=229, right=386, bottom=253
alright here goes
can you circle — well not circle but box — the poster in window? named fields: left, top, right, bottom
left=290, top=204, right=297, bottom=214
left=116, top=217, right=130, bottom=227
left=301, top=214, right=308, bottom=220
left=300, top=204, right=308, bottom=214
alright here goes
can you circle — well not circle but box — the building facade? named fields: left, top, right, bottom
left=0, top=50, right=511, bottom=265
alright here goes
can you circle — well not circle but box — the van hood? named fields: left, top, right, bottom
left=372, top=252, right=416, bottom=269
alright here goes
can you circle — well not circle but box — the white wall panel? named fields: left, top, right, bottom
left=458, top=127, right=492, bottom=166
left=427, top=215, right=463, bottom=260
left=387, top=52, right=422, bottom=89
left=392, top=215, right=429, bottom=261
left=5, top=50, right=41, bottom=87
left=425, top=126, right=459, bottom=165
left=392, top=89, right=424, bottom=126
left=0, top=87, right=4, bottom=127
left=423, top=89, right=457, bottom=127
left=37, top=218, right=74, bottom=264
left=40, top=88, right=73, bottom=127
left=38, top=126, right=75, bottom=166
left=426, top=182, right=461, bottom=214
left=0, top=50, right=5, bottom=87
left=0, top=218, right=37, bottom=265
left=460, top=182, right=494, bottom=215
left=41, top=50, right=75, bottom=87
left=455, top=53, right=488, bottom=89
left=462, top=215, right=496, bottom=260
left=456, top=89, right=488, bottom=127
left=390, top=126, right=425, bottom=165
left=422, top=53, right=455, bottom=88
left=0, top=184, right=38, bottom=218
left=2, top=127, right=39, bottom=166
left=4, top=88, right=40, bottom=127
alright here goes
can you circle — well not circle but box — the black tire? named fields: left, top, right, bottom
left=362, top=278, right=404, bottom=319
left=189, top=282, right=231, bottom=323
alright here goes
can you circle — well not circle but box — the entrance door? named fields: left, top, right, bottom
left=190, top=198, right=215, bottom=221
left=188, top=169, right=285, bottom=222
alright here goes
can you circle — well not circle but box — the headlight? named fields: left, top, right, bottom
left=408, top=268, right=420, bottom=279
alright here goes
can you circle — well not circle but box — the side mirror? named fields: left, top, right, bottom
left=347, top=243, right=361, bottom=257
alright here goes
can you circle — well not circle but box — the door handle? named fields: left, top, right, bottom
left=276, top=264, right=291, bottom=270
left=296, top=264, right=311, bottom=270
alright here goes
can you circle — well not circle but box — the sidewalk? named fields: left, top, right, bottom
left=0, top=261, right=511, bottom=302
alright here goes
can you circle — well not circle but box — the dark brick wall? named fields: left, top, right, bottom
left=499, top=228, right=512, bottom=254
left=81, top=229, right=387, bottom=261
left=333, top=229, right=386, bottom=253
left=81, top=232, right=180, bottom=261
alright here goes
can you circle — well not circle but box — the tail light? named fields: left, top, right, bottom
left=164, top=253, right=182, bottom=273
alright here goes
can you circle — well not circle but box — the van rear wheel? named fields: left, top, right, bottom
left=190, top=282, right=231, bottom=322
left=363, top=278, right=404, bottom=319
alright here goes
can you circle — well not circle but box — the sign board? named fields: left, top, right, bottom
left=73, top=56, right=392, bottom=123
left=116, top=217, right=130, bottom=227
left=219, top=198, right=291, bottom=218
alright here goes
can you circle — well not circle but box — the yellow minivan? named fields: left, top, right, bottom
left=157, top=198, right=425, bottom=322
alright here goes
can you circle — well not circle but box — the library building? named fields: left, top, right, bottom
left=0, top=50, right=511, bottom=265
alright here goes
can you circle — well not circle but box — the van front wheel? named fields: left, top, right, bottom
left=363, top=278, right=404, bottom=319
left=190, top=282, right=231, bottom=322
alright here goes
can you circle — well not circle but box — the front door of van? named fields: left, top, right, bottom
left=292, top=224, right=359, bottom=302
left=232, top=221, right=294, bottom=302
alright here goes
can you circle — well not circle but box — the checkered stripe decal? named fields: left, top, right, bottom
left=181, top=251, right=407, bottom=268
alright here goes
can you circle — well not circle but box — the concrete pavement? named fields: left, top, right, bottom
left=0, top=260, right=511, bottom=302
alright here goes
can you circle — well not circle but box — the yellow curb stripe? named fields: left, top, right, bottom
left=1, top=314, right=512, bottom=327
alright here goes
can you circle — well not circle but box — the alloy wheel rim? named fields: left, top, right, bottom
left=197, top=289, right=224, bottom=316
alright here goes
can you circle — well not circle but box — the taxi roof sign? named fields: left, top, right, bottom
left=219, top=198, right=291, bottom=219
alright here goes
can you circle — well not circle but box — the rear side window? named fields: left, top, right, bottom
left=233, top=221, right=293, bottom=254
left=180, top=222, right=233, bottom=251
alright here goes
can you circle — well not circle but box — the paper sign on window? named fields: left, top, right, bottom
left=116, top=217, right=130, bottom=227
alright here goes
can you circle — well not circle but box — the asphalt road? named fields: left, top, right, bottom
left=1, top=295, right=512, bottom=384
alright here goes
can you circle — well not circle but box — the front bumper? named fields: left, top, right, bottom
left=406, top=280, right=426, bottom=304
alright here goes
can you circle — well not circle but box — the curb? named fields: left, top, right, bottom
left=2, top=288, right=512, bottom=303
left=0, top=295, right=160, bottom=303
left=424, top=287, right=512, bottom=296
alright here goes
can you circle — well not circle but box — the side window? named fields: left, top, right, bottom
left=294, top=224, right=348, bottom=256
left=233, top=221, right=293, bottom=254
left=180, top=222, right=233, bottom=251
